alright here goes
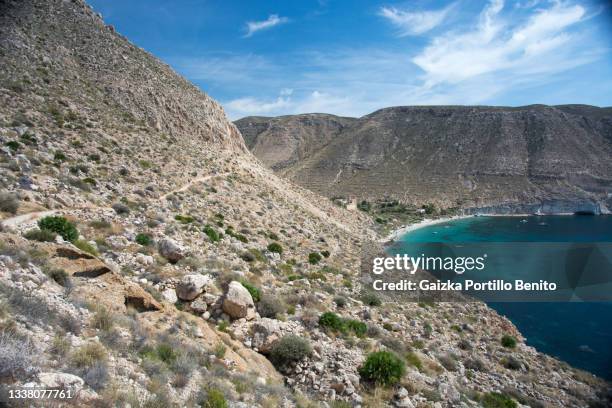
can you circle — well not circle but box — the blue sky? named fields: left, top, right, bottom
left=88, top=0, right=612, bottom=119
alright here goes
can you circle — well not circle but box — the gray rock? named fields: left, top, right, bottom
left=222, top=281, right=254, bottom=319
left=158, top=238, right=186, bottom=263
left=175, top=274, right=212, bottom=301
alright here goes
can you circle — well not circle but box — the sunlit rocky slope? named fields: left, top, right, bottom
left=237, top=106, right=612, bottom=214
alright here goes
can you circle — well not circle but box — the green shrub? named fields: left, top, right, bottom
left=226, top=227, right=248, bottom=243
left=71, top=343, right=107, bottom=369
left=74, top=239, right=99, bottom=256
left=345, top=319, right=367, bottom=337
left=5, top=141, right=20, bottom=151
left=357, top=200, right=371, bottom=212
left=82, top=177, right=97, bottom=186
left=361, top=292, right=382, bottom=307
left=308, top=252, right=322, bottom=265
left=334, top=296, right=347, bottom=308
left=46, top=268, right=70, bottom=287
left=38, top=216, right=78, bottom=242
left=54, top=151, right=67, bottom=162
left=202, top=388, right=228, bottom=408
left=258, top=295, right=284, bottom=318
left=0, top=192, right=19, bottom=214
left=501, top=335, right=517, bottom=349
left=24, top=229, right=56, bottom=242
left=405, top=351, right=423, bottom=371
left=320, top=250, right=330, bottom=258
left=319, top=312, right=345, bottom=332
left=91, top=307, right=114, bottom=332
left=156, top=343, right=177, bottom=364
left=175, top=214, right=195, bottom=224
left=135, top=233, right=152, bottom=246
left=203, top=225, right=220, bottom=242
left=481, top=392, right=517, bottom=408
left=89, top=220, right=111, bottom=230
left=359, top=351, right=405, bottom=386
left=240, top=281, right=261, bottom=302
left=111, top=203, right=130, bottom=215
left=269, top=335, right=312, bottom=367
left=267, top=242, right=283, bottom=254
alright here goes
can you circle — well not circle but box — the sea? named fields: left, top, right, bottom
left=389, top=215, right=612, bottom=380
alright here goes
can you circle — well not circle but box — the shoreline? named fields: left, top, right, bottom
left=381, top=212, right=598, bottom=243
left=381, top=214, right=471, bottom=243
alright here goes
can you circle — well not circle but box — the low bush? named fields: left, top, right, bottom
left=38, top=216, right=78, bottom=242
left=503, top=356, right=522, bottom=370
left=345, top=319, right=367, bottom=337
left=174, top=214, right=195, bottom=224
left=71, top=343, right=107, bottom=369
left=405, top=351, right=423, bottom=371
left=320, top=250, right=330, bottom=258
left=226, top=227, right=248, bottom=243
left=359, top=350, right=405, bottom=386
left=257, top=295, right=285, bottom=319
left=465, top=357, right=485, bottom=371
left=481, top=392, right=517, bottom=408
left=308, top=252, right=322, bottom=265
left=333, top=296, right=347, bottom=308
left=201, top=388, right=228, bottom=408
left=89, top=220, right=111, bottom=230
left=0, top=192, right=19, bottom=214
left=136, top=233, right=153, bottom=246
left=91, top=307, right=114, bottom=332
left=267, top=242, right=283, bottom=254
left=319, top=312, right=345, bottom=332
left=0, top=331, right=39, bottom=380
left=203, top=225, right=220, bottom=243
left=269, top=335, right=312, bottom=367
left=54, top=151, right=67, bottom=162
left=24, top=228, right=56, bottom=242
left=501, top=335, right=517, bottom=349
left=74, top=239, right=99, bottom=256
left=46, top=268, right=70, bottom=287
left=82, top=363, right=109, bottom=391
left=361, top=292, right=382, bottom=307
left=112, top=202, right=130, bottom=215
left=240, top=280, right=261, bottom=302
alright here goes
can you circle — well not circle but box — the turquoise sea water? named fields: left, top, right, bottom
left=390, top=215, right=612, bottom=380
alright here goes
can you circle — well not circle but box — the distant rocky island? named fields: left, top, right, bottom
left=236, top=105, right=612, bottom=215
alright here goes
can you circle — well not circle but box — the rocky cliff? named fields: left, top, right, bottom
left=236, top=106, right=612, bottom=214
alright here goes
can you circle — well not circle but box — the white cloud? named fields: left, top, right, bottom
left=379, top=4, right=455, bottom=36
left=244, top=14, right=289, bottom=37
left=412, top=0, right=588, bottom=87
left=225, top=93, right=291, bottom=116
left=171, top=1, right=608, bottom=119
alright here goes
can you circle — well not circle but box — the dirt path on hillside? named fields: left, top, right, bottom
left=1, top=172, right=232, bottom=229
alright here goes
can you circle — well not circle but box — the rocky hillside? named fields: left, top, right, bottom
left=236, top=106, right=612, bottom=214
left=0, top=1, right=610, bottom=407
left=238, top=114, right=356, bottom=172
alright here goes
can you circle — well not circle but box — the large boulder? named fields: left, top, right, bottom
left=223, top=281, right=255, bottom=319
left=176, top=274, right=213, bottom=301
left=251, top=318, right=283, bottom=353
left=158, top=238, right=186, bottom=263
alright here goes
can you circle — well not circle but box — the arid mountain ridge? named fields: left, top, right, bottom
left=236, top=105, right=612, bottom=215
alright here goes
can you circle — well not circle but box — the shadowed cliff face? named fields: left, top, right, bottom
left=236, top=105, right=612, bottom=213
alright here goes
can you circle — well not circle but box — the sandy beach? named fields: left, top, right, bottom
left=381, top=214, right=472, bottom=243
